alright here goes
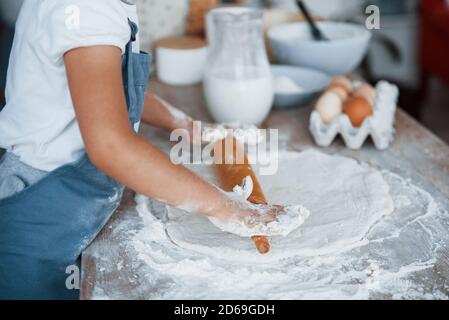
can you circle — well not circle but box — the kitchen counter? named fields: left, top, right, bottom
left=80, top=79, right=449, bottom=299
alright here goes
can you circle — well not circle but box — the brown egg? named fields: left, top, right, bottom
left=353, top=84, right=376, bottom=105
left=330, top=76, right=353, bottom=93
left=327, top=85, right=349, bottom=102
left=343, top=97, right=373, bottom=127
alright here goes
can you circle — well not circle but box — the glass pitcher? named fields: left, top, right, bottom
left=204, top=8, right=273, bottom=125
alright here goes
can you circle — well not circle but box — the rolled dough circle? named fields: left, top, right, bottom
left=166, top=150, right=395, bottom=262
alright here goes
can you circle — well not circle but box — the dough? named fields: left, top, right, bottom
left=166, top=150, right=395, bottom=262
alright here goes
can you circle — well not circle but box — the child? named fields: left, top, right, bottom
left=0, top=0, right=282, bottom=299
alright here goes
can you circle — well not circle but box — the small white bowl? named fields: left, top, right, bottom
left=268, top=21, right=372, bottom=76
left=156, top=37, right=208, bottom=86
left=272, top=65, right=331, bottom=109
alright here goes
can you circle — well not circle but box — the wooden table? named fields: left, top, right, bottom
left=81, top=80, right=449, bottom=299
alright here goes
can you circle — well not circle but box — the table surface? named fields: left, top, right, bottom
left=81, top=80, right=449, bottom=300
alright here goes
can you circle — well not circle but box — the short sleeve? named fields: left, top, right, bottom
left=44, top=0, right=131, bottom=57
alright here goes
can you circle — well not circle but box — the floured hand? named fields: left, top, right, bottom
left=211, top=191, right=310, bottom=238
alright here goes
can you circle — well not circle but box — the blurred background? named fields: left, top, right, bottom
left=0, top=0, right=448, bottom=143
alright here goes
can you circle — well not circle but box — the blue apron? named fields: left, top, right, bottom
left=0, top=20, right=151, bottom=300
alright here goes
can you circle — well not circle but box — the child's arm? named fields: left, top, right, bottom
left=141, top=93, right=193, bottom=133
left=64, top=46, right=275, bottom=222
left=141, top=93, right=202, bottom=145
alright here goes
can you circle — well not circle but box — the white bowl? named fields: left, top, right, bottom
left=268, top=22, right=372, bottom=76
left=272, top=65, right=331, bottom=109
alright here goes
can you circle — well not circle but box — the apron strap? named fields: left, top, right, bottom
left=127, top=18, right=138, bottom=43
left=123, top=19, right=138, bottom=116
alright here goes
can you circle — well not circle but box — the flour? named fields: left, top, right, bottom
left=273, top=76, right=304, bottom=94
left=89, top=149, right=448, bottom=300
left=231, top=175, right=254, bottom=200
left=202, top=123, right=265, bottom=146
left=202, top=125, right=228, bottom=143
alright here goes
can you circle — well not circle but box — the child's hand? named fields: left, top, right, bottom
left=208, top=197, right=294, bottom=238
left=216, top=193, right=286, bottom=228
left=241, top=204, right=286, bottom=228
left=229, top=202, right=286, bottom=228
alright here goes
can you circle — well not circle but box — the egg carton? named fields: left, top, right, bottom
left=309, top=81, right=399, bottom=150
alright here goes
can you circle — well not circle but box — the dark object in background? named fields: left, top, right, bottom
left=0, top=16, right=15, bottom=109
left=382, top=0, right=449, bottom=121
left=365, top=0, right=415, bottom=15
left=0, top=87, right=4, bottom=107
left=360, top=34, right=426, bottom=120
left=420, top=0, right=449, bottom=88
left=296, top=0, right=328, bottom=41
left=186, top=0, right=218, bottom=37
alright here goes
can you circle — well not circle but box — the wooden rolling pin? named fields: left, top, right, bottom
left=213, top=136, right=271, bottom=254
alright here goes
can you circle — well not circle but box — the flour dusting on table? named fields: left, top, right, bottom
left=89, top=150, right=449, bottom=300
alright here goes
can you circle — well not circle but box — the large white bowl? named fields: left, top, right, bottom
left=268, top=22, right=372, bottom=76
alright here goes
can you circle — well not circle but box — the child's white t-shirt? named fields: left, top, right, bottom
left=0, top=0, right=141, bottom=172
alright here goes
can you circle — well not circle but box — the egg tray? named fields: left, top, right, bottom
left=309, top=81, right=399, bottom=150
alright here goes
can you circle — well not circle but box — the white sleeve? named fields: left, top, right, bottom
left=45, top=0, right=131, bottom=57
